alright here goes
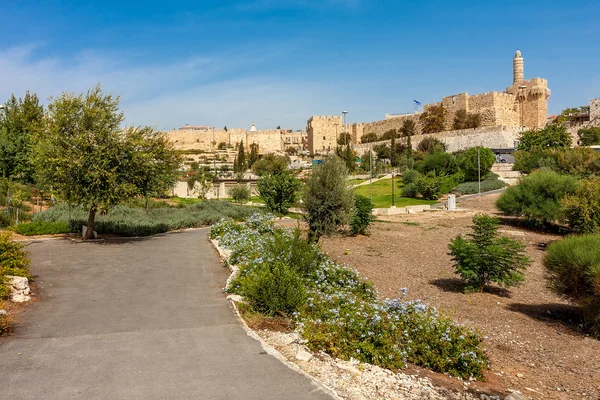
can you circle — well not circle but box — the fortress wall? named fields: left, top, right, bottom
left=354, top=125, right=520, bottom=154
left=361, top=114, right=421, bottom=138
left=590, top=99, right=600, bottom=122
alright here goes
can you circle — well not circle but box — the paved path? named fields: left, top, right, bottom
left=0, top=230, right=333, bottom=400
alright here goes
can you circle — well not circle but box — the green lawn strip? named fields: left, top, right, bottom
left=352, top=178, right=437, bottom=208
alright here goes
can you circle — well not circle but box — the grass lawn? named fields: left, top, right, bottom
left=352, top=178, right=437, bottom=208
left=347, top=178, right=369, bottom=187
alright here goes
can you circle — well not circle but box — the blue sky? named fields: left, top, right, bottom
left=1, top=0, right=598, bottom=130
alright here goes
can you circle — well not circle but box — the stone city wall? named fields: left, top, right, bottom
left=590, top=98, right=600, bottom=122
left=168, top=128, right=286, bottom=154
left=360, top=114, right=421, bottom=138
left=307, top=116, right=342, bottom=154
left=354, top=125, right=521, bottom=154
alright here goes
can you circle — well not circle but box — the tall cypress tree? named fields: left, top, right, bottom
left=234, top=141, right=247, bottom=173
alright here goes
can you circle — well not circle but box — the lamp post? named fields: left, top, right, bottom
left=342, top=111, right=348, bottom=146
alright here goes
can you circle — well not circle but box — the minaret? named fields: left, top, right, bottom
left=513, top=49, right=524, bottom=84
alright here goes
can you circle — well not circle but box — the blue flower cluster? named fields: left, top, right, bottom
left=209, top=214, right=489, bottom=380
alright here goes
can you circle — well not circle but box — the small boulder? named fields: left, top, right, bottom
left=505, top=393, right=526, bottom=400
left=6, top=275, right=31, bottom=303
left=295, top=348, right=313, bottom=362
left=0, top=310, right=7, bottom=316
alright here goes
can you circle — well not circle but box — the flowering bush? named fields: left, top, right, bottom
left=210, top=215, right=488, bottom=380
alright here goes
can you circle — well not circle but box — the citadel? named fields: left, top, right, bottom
left=168, top=50, right=599, bottom=157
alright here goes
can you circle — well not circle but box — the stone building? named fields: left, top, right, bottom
left=168, top=124, right=306, bottom=155
left=306, top=50, right=551, bottom=154
left=306, top=116, right=342, bottom=155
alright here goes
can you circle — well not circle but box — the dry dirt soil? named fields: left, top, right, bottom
left=320, top=194, right=600, bottom=400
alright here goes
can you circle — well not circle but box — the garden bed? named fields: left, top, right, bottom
left=320, top=194, right=600, bottom=399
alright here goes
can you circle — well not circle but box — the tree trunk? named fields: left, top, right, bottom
left=84, top=206, right=97, bottom=240
left=145, top=198, right=149, bottom=214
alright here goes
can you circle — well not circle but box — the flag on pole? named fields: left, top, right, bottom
left=413, top=100, right=421, bottom=105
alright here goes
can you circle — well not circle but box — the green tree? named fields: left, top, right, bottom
left=419, top=104, right=446, bottom=134
left=449, top=214, right=530, bottom=292
left=562, top=177, right=600, bottom=234
left=551, top=105, right=590, bottom=125
left=233, top=141, right=247, bottom=173
left=230, top=183, right=251, bottom=204
left=350, top=195, right=375, bottom=235
left=518, top=125, right=572, bottom=151
left=248, top=143, right=260, bottom=167
left=337, top=132, right=352, bottom=145
left=251, top=154, right=289, bottom=176
left=0, top=92, right=44, bottom=183
left=360, top=132, right=379, bottom=143
left=452, top=110, right=482, bottom=130
left=123, top=127, right=182, bottom=212
left=456, top=147, right=495, bottom=182
left=401, top=119, right=416, bottom=158
left=417, top=137, right=447, bottom=153
left=33, top=85, right=164, bottom=239
left=302, top=156, right=354, bottom=242
left=257, top=172, right=300, bottom=214
left=496, top=169, right=578, bottom=226
left=577, top=127, right=600, bottom=146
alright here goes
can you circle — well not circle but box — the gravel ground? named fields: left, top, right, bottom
left=320, top=194, right=600, bottom=400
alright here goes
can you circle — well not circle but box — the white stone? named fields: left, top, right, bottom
left=335, top=361, right=361, bottom=376
left=505, top=393, right=526, bottom=400
left=0, top=309, right=7, bottom=316
left=295, top=348, right=313, bottom=362
left=6, top=275, right=31, bottom=303
left=447, top=194, right=456, bottom=211
left=226, top=294, right=244, bottom=303
left=81, top=225, right=98, bottom=239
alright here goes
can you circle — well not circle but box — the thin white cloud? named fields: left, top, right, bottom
left=0, top=44, right=342, bottom=130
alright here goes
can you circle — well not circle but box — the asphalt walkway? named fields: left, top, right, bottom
left=0, top=229, right=333, bottom=400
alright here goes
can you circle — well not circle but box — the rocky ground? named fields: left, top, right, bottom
left=320, top=194, right=600, bottom=400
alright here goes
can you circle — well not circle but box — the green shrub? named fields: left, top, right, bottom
left=513, top=149, right=556, bottom=174
left=401, top=169, right=420, bottom=185
left=419, top=151, right=455, bottom=176
left=257, top=173, right=299, bottom=215
left=401, top=182, right=418, bottom=198
left=211, top=216, right=489, bottom=380
left=456, top=147, right=495, bottom=182
left=449, top=214, right=530, bottom=292
left=455, top=178, right=506, bottom=195
left=14, top=221, right=71, bottom=236
left=416, top=137, right=447, bottom=153
left=578, top=127, right=600, bottom=146
left=0, top=231, right=31, bottom=299
left=32, top=201, right=262, bottom=237
left=518, top=124, right=572, bottom=151
left=439, top=173, right=463, bottom=194
left=350, top=195, right=375, bottom=235
left=544, top=235, right=600, bottom=335
left=251, top=154, right=289, bottom=176
left=0, top=212, right=12, bottom=229
left=229, top=184, right=251, bottom=204
left=555, top=147, right=600, bottom=177
left=415, top=173, right=442, bottom=200
left=496, top=169, right=578, bottom=226
left=302, top=156, right=354, bottom=242
left=562, top=177, right=600, bottom=233
left=235, top=260, right=307, bottom=316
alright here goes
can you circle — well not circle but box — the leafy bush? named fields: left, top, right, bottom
left=544, top=235, right=600, bottom=335
left=417, top=137, right=447, bottom=153
left=302, top=156, right=354, bottom=242
left=229, top=184, right=250, bottom=204
left=0, top=212, right=12, bottom=229
left=496, top=170, right=578, bottom=226
left=14, top=221, right=71, bottom=236
left=449, top=214, right=530, bottom=292
left=555, top=147, right=600, bottom=176
left=518, top=125, right=572, bottom=151
left=251, top=154, right=289, bottom=176
left=350, top=195, right=375, bottom=235
left=401, top=183, right=418, bottom=198
left=211, top=216, right=488, bottom=379
left=456, top=147, right=495, bottom=182
left=578, top=127, right=600, bottom=146
left=455, top=178, right=506, bottom=195
left=0, top=231, right=31, bottom=299
left=418, top=150, right=455, bottom=176
left=452, top=110, right=481, bottom=130
left=562, top=177, right=600, bottom=233
left=415, top=173, right=442, bottom=200
left=32, top=201, right=262, bottom=237
left=360, top=132, right=379, bottom=143
left=401, top=169, right=420, bottom=185
left=257, top=172, right=299, bottom=215
left=513, top=149, right=556, bottom=174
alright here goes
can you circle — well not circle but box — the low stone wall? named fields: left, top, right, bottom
left=355, top=125, right=520, bottom=153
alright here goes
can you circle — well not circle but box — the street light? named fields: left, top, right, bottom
left=342, top=111, right=348, bottom=146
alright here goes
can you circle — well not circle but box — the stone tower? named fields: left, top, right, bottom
left=513, top=49, right=524, bottom=84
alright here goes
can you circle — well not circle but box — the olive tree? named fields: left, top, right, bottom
left=34, top=85, right=181, bottom=239
left=302, top=156, right=354, bottom=242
